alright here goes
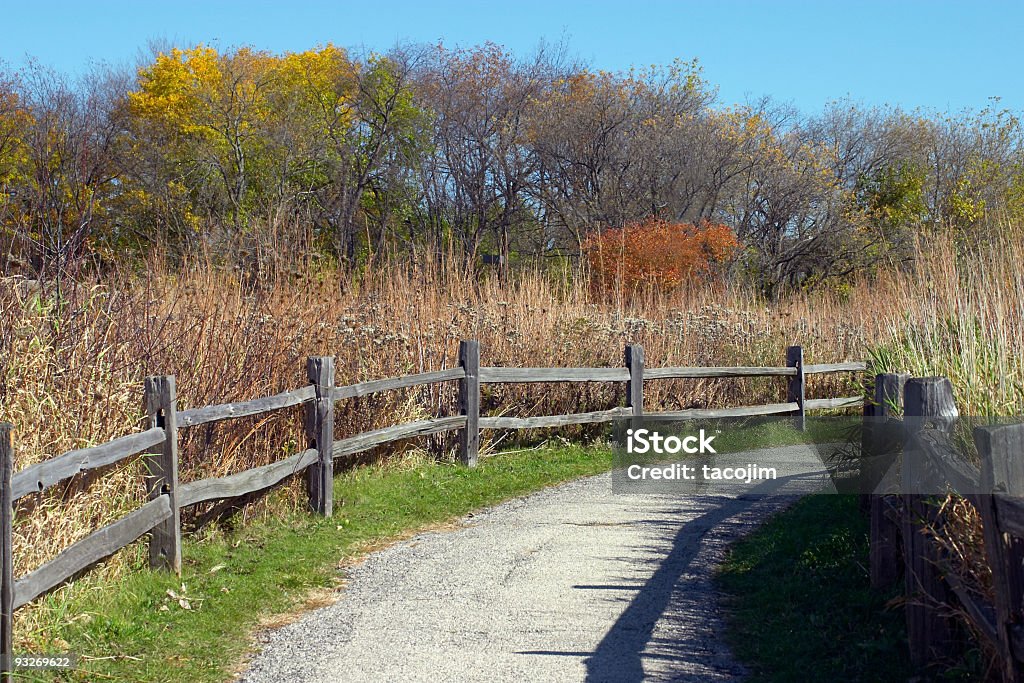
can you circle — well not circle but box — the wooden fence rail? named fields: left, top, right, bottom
left=866, top=373, right=1024, bottom=681
left=11, top=428, right=165, bottom=502
left=0, top=342, right=865, bottom=676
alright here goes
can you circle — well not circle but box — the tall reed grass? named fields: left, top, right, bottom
left=867, top=233, right=1024, bottom=415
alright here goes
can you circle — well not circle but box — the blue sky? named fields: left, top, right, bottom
left=2, top=1, right=1021, bottom=114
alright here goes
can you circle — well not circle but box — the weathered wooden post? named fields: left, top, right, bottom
left=903, top=376, right=957, bottom=668
left=306, top=357, right=335, bottom=517
left=867, top=372, right=909, bottom=589
left=625, top=344, right=644, bottom=429
left=144, top=376, right=181, bottom=574
left=458, top=340, right=480, bottom=467
left=786, top=345, right=805, bottom=431
left=975, top=423, right=1024, bottom=683
left=1, top=423, right=13, bottom=682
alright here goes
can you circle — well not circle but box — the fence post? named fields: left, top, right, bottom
left=1, top=424, right=13, bottom=683
left=625, top=344, right=644, bottom=428
left=902, top=376, right=958, bottom=668
left=975, top=423, right=1024, bottom=683
left=306, top=357, right=335, bottom=517
left=144, top=376, right=181, bottom=574
left=866, top=372, right=908, bottom=589
left=459, top=340, right=480, bottom=467
left=785, top=345, right=805, bottom=431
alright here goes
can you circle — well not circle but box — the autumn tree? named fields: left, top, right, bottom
left=0, top=70, right=30, bottom=262
left=300, top=46, right=429, bottom=264
left=6, top=62, right=129, bottom=283
left=125, top=44, right=431, bottom=267
left=128, top=45, right=285, bottom=241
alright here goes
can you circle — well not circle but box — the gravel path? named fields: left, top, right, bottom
left=240, top=446, right=831, bottom=682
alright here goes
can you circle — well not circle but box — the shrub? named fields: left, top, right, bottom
left=583, top=217, right=739, bottom=295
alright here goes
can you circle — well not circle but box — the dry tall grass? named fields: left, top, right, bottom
left=1, top=232, right=1021, bottom=652
left=863, top=232, right=1024, bottom=673
left=868, top=233, right=1024, bottom=415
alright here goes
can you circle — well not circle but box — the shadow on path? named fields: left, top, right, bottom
left=581, top=475, right=803, bottom=682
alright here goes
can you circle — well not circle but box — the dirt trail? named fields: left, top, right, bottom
left=240, top=446, right=829, bottom=682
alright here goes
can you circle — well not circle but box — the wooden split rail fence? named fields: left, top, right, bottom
left=0, top=342, right=865, bottom=677
left=866, top=374, right=1024, bottom=682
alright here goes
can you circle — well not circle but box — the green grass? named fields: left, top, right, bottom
left=24, top=443, right=613, bottom=682
left=716, top=495, right=913, bottom=682
left=709, top=417, right=857, bottom=454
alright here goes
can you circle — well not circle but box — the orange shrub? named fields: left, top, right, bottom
left=583, top=218, right=740, bottom=294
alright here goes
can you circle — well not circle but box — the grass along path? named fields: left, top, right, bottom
left=716, top=495, right=914, bottom=682
left=24, top=444, right=613, bottom=682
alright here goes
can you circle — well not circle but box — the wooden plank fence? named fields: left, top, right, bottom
left=0, top=342, right=865, bottom=676
left=866, top=373, right=1024, bottom=681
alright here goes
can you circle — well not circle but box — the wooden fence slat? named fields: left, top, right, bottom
left=11, top=427, right=165, bottom=502
left=12, top=495, right=171, bottom=611
left=803, top=361, right=868, bottom=374
left=865, top=372, right=908, bottom=589
left=479, top=408, right=631, bottom=430
left=333, top=368, right=466, bottom=401
left=1, top=424, right=13, bottom=683
left=144, top=376, right=181, bottom=574
left=803, top=396, right=863, bottom=410
left=903, top=376, right=958, bottom=668
left=625, top=344, right=644, bottom=431
left=478, top=367, right=630, bottom=383
left=871, top=495, right=903, bottom=591
left=647, top=402, right=799, bottom=419
left=916, top=428, right=981, bottom=499
left=945, top=570, right=999, bottom=647
left=177, top=386, right=316, bottom=427
left=459, top=341, right=480, bottom=467
left=786, top=346, right=805, bottom=431
left=333, top=417, right=468, bottom=460
left=306, top=357, right=334, bottom=517
left=640, top=366, right=797, bottom=379
left=178, top=450, right=319, bottom=508
left=975, top=423, right=1024, bottom=683
left=994, top=496, right=1024, bottom=539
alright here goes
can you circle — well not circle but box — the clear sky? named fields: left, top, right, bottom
left=2, top=0, right=1021, bottom=114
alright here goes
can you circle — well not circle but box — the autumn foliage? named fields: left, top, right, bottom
left=584, top=218, right=740, bottom=294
